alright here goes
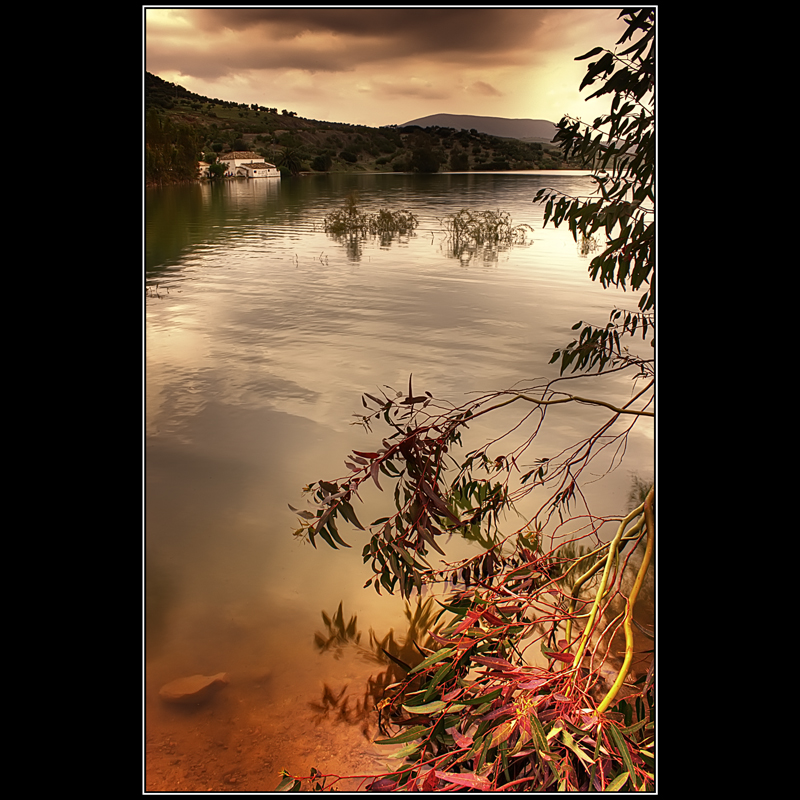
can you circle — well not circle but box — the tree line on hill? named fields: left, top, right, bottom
left=145, top=72, right=576, bottom=184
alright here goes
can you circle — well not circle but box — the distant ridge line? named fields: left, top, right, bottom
left=398, top=113, right=558, bottom=141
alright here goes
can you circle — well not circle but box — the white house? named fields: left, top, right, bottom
left=218, top=151, right=280, bottom=179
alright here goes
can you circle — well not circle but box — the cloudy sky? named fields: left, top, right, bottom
left=144, top=7, right=631, bottom=128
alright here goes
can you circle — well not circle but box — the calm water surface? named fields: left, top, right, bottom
left=144, top=171, right=653, bottom=790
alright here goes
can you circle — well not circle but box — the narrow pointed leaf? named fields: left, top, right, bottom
left=386, top=740, right=423, bottom=760
left=434, top=771, right=491, bottom=791
left=374, top=725, right=430, bottom=745
left=339, top=500, right=365, bottom=530
left=370, top=461, right=383, bottom=490
left=408, top=646, right=456, bottom=674
left=402, top=700, right=446, bottom=715
left=604, top=772, right=629, bottom=792
left=381, top=648, right=412, bottom=673
left=576, top=46, right=604, bottom=61
left=608, top=725, right=638, bottom=788
left=530, top=714, right=550, bottom=755
left=275, top=776, right=302, bottom=792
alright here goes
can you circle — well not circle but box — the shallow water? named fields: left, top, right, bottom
left=144, top=171, right=653, bottom=790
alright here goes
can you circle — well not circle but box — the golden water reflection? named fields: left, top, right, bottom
left=145, top=173, right=654, bottom=790
left=309, top=598, right=445, bottom=741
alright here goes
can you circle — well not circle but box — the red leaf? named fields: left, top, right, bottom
left=434, top=771, right=491, bottom=791
left=453, top=609, right=482, bottom=635
left=420, top=481, right=459, bottom=523
left=472, top=655, right=514, bottom=669
left=370, top=462, right=382, bottom=491
left=422, top=769, right=438, bottom=792
left=481, top=610, right=505, bottom=626
left=447, top=727, right=474, bottom=748
left=518, top=678, right=548, bottom=690
left=367, top=777, right=398, bottom=791
left=546, top=651, right=575, bottom=664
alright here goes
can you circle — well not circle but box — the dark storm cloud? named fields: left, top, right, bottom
left=186, top=7, right=551, bottom=68
left=145, top=7, right=628, bottom=126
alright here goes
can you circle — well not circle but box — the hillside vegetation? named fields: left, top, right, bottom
left=145, top=72, right=577, bottom=184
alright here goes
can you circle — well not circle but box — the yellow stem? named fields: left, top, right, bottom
left=564, top=523, right=644, bottom=643
left=566, top=501, right=645, bottom=696
left=596, top=486, right=654, bottom=714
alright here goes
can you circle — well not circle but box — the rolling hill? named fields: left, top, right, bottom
left=400, top=114, right=558, bottom=143
left=145, top=72, right=576, bottom=183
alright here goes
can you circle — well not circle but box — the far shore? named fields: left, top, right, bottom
left=147, top=167, right=593, bottom=188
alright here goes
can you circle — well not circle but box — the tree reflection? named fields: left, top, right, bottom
left=323, top=193, right=419, bottom=262
left=313, top=601, right=361, bottom=658
left=309, top=598, right=444, bottom=738
left=437, top=208, right=533, bottom=266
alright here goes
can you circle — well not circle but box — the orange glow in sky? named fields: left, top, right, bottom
left=144, top=7, right=633, bottom=127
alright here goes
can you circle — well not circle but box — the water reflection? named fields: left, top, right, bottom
left=314, top=601, right=362, bottom=657
left=326, top=229, right=420, bottom=262
left=437, top=208, right=535, bottom=266
left=146, top=173, right=653, bottom=788
left=322, top=193, right=420, bottom=262
left=310, top=598, right=446, bottom=740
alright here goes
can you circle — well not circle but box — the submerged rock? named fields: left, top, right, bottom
left=159, top=672, right=229, bottom=704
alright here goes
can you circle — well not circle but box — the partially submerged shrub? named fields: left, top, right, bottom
left=369, top=208, right=419, bottom=236
left=439, top=209, right=534, bottom=264
left=440, top=209, right=533, bottom=246
left=323, top=193, right=418, bottom=238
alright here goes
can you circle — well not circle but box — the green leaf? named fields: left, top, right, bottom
left=560, top=729, right=594, bottom=767
left=409, top=647, right=456, bottom=674
left=374, top=725, right=430, bottom=745
left=460, top=688, right=504, bottom=707
left=275, top=775, right=302, bottom=792
left=608, top=725, right=638, bottom=788
left=604, top=772, right=629, bottom=792
left=529, top=714, right=550, bottom=755
left=316, top=523, right=337, bottom=550
left=386, top=740, right=423, bottom=760
left=423, top=661, right=454, bottom=701
left=620, top=718, right=647, bottom=736
left=325, top=517, right=351, bottom=548
left=402, top=700, right=446, bottom=715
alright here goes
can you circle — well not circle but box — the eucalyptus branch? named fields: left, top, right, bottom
left=567, top=499, right=646, bottom=686
left=509, top=390, right=653, bottom=417
left=596, top=486, right=654, bottom=713
left=466, top=377, right=653, bottom=423
left=563, top=519, right=645, bottom=643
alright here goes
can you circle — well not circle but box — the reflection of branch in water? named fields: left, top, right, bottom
left=308, top=682, right=373, bottom=738
left=313, top=601, right=361, bottom=659
left=310, top=598, right=446, bottom=739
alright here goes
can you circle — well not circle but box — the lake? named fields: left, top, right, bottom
left=144, top=171, right=654, bottom=790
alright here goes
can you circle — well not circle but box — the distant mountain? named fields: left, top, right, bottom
left=399, top=114, right=558, bottom=142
